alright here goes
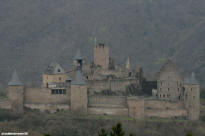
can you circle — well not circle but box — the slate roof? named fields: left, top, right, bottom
left=74, top=49, right=82, bottom=60
left=71, top=70, right=87, bottom=85
left=44, top=62, right=65, bottom=74
left=8, top=70, right=23, bottom=86
left=184, top=72, right=199, bottom=85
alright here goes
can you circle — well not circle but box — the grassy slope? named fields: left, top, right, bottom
left=0, top=108, right=205, bottom=136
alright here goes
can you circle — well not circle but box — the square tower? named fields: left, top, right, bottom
left=94, top=43, right=109, bottom=69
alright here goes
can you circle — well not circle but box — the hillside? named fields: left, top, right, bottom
left=0, top=0, right=205, bottom=89
left=0, top=108, right=205, bottom=136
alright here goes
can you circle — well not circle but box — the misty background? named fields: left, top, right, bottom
left=0, top=0, right=205, bottom=89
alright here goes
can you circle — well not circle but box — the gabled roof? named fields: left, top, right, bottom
left=155, top=59, right=183, bottom=80
left=8, top=70, right=23, bottom=86
left=184, top=72, right=199, bottom=85
left=74, top=49, right=82, bottom=60
left=44, top=62, right=65, bottom=74
left=71, top=70, right=87, bottom=85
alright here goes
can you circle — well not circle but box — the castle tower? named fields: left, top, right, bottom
left=184, top=72, right=200, bottom=120
left=156, top=59, right=184, bottom=101
left=125, top=57, right=130, bottom=70
left=94, top=43, right=109, bottom=69
left=8, top=70, right=24, bottom=113
left=70, top=61, right=88, bottom=113
left=42, top=62, right=67, bottom=88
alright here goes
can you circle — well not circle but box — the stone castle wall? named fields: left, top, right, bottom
left=88, top=79, right=139, bottom=93
left=7, top=86, right=24, bottom=113
left=42, top=73, right=67, bottom=88
left=24, top=87, right=70, bottom=104
left=0, top=99, right=12, bottom=110
left=184, top=84, right=200, bottom=120
left=88, top=95, right=126, bottom=107
left=88, top=95, right=128, bottom=116
left=127, top=97, right=187, bottom=119
left=71, top=85, right=87, bottom=113
left=24, top=104, right=70, bottom=113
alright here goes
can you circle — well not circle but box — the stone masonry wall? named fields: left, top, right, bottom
left=71, top=85, right=87, bottom=113
left=94, top=45, right=109, bottom=69
left=24, top=104, right=69, bottom=113
left=0, top=99, right=12, bottom=110
left=127, top=97, right=187, bottom=119
left=42, top=73, right=67, bottom=88
left=88, top=95, right=126, bottom=107
left=24, top=87, right=70, bottom=104
left=88, top=79, right=139, bottom=93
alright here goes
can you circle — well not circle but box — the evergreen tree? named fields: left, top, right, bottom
left=110, top=123, right=125, bottom=136
left=98, top=128, right=108, bottom=136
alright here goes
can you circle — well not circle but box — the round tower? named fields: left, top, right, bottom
left=71, top=56, right=88, bottom=114
left=184, top=72, right=200, bottom=120
left=7, top=70, right=24, bottom=113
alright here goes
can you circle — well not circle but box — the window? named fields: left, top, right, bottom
left=179, top=96, right=181, bottom=100
left=168, top=88, right=169, bottom=91
left=193, top=96, right=195, bottom=99
left=163, top=94, right=165, bottom=98
left=59, top=77, right=62, bottom=81
left=178, top=88, right=180, bottom=92
left=191, top=88, right=192, bottom=91
left=161, top=82, right=162, bottom=86
left=58, top=69, right=61, bottom=72
left=51, top=89, right=66, bottom=95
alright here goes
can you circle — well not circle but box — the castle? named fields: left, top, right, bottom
left=0, top=44, right=200, bottom=120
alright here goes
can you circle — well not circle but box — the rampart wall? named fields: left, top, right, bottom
left=88, top=95, right=128, bottom=116
left=88, top=79, right=139, bottom=93
left=88, top=95, right=126, bottom=107
left=24, top=104, right=69, bottom=113
left=127, top=97, right=187, bottom=119
left=24, top=88, right=70, bottom=104
left=0, top=99, right=11, bottom=110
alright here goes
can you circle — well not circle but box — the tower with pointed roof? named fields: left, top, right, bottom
left=125, top=57, right=130, bottom=70
left=71, top=54, right=88, bottom=113
left=7, top=70, right=24, bottom=113
left=184, top=72, right=200, bottom=120
left=73, top=49, right=83, bottom=70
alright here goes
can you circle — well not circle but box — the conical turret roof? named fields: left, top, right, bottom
left=71, top=70, right=87, bottom=85
left=8, top=70, right=23, bottom=86
left=74, top=49, right=82, bottom=60
left=184, top=72, right=199, bottom=85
